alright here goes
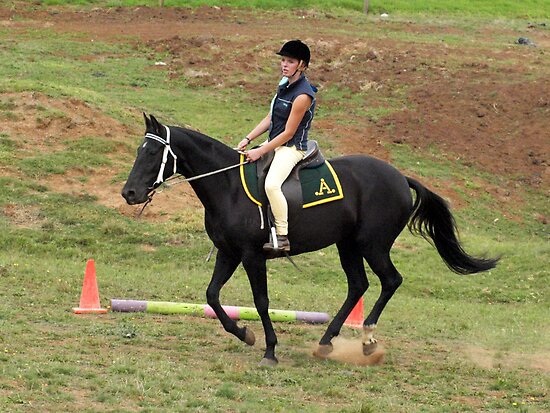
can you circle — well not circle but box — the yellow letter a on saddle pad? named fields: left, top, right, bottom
left=315, top=178, right=337, bottom=196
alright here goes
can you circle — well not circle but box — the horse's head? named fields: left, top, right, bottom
left=121, top=114, right=177, bottom=205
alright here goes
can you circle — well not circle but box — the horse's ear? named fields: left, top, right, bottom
left=150, top=114, right=161, bottom=134
left=143, top=112, right=152, bottom=131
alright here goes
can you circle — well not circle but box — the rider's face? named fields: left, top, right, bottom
left=280, top=56, right=302, bottom=77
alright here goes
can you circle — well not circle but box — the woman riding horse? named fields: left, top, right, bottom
left=238, top=40, right=316, bottom=253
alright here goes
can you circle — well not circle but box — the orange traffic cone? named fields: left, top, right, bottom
left=73, top=259, right=108, bottom=314
left=344, top=296, right=364, bottom=328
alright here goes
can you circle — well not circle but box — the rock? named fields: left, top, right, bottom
left=516, top=37, right=536, bottom=47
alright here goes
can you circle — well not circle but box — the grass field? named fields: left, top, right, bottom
left=0, top=1, right=549, bottom=412
left=36, top=0, right=550, bottom=19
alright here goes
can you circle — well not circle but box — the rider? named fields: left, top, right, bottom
left=238, top=40, right=316, bottom=252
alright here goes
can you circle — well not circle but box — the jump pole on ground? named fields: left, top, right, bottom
left=110, top=299, right=330, bottom=324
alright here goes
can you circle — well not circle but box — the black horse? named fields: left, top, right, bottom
left=122, top=114, right=498, bottom=366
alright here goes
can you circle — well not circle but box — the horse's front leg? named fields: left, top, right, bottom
left=206, top=249, right=255, bottom=346
left=241, top=253, right=278, bottom=367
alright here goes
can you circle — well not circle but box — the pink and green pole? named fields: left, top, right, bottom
left=110, top=299, right=330, bottom=324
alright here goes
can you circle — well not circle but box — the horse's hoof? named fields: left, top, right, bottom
left=243, top=327, right=255, bottom=346
left=313, top=343, right=334, bottom=359
left=259, top=357, right=278, bottom=367
left=362, top=340, right=378, bottom=356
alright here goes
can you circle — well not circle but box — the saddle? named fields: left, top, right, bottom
left=240, top=140, right=344, bottom=210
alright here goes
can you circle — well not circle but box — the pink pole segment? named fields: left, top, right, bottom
left=204, top=305, right=241, bottom=320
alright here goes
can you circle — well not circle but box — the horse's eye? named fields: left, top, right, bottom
left=146, top=143, right=163, bottom=155
left=136, top=140, right=147, bottom=155
left=138, top=141, right=163, bottom=156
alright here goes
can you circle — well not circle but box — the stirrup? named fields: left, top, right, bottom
left=263, top=235, right=290, bottom=252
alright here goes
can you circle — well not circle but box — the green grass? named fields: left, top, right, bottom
left=33, top=0, right=550, bottom=19
left=0, top=3, right=549, bottom=413
left=16, top=137, right=116, bottom=177
left=0, top=134, right=18, bottom=163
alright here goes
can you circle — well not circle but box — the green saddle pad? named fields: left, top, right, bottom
left=240, top=154, right=344, bottom=208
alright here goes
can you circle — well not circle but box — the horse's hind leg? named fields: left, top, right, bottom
left=206, top=250, right=254, bottom=346
left=314, top=241, right=368, bottom=358
left=361, top=248, right=403, bottom=355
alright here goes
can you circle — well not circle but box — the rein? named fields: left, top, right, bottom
left=163, top=159, right=248, bottom=187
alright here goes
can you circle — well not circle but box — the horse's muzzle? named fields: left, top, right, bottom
left=121, top=187, right=147, bottom=205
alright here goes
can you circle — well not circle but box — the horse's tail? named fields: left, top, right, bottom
left=406, top=177, right=499, bottom=275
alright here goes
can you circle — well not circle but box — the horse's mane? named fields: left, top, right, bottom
left=171, top=125, right=237, bottom=159
left=144, top=114, right=239, bottom=167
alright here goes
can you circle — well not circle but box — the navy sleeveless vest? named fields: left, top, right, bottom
left=268, top=74, right=316, bottom=151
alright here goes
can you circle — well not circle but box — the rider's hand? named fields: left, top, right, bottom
left=237, top=137, right=251, bottom=151
left=246, top=147, right=264, bottom=162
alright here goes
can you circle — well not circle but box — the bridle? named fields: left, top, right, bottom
left=145, top=125, right=178, bottom=188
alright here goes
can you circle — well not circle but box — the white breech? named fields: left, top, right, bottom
left=264, top=145, right=305, bottom=236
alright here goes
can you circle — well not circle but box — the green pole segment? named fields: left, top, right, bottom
left=146, top=301, right=205, bottom=316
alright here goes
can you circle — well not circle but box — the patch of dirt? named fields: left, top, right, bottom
left=2, top=203, right=45, bottom=228
left=44, top=169, right=201, bottom=222
left=464, top=344, right=550, bottom=373
left=313, top=337, right=386, bottom=366
left=0, top=92, right=132, bottom=153
left=1, top=4, right=548, bottom=221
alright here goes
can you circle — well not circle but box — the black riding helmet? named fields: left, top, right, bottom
left=276, top=40, right=310, bottom=67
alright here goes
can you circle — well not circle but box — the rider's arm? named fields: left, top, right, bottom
left=248, top=113, right=271, bottom=141
left=238, top=113, right=270, bottom=150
